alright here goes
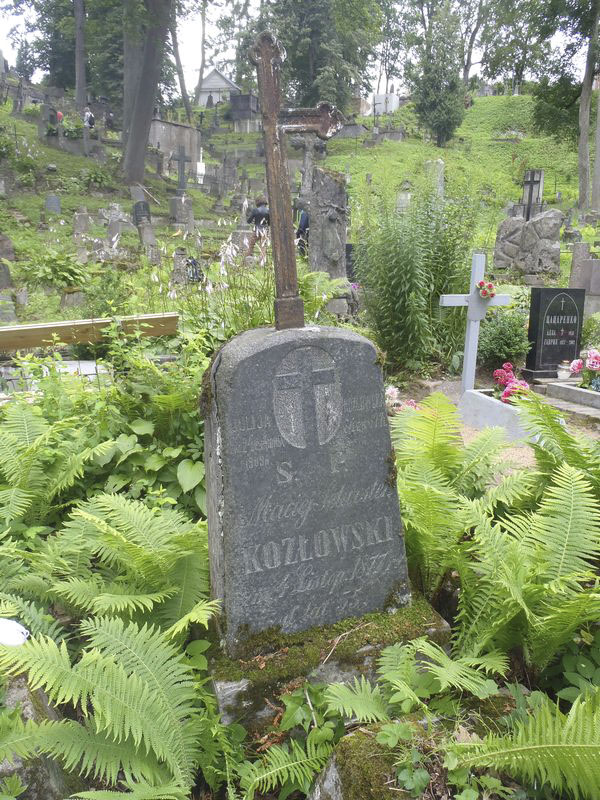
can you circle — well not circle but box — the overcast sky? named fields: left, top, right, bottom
left=0, top=11, right=586, bottom=98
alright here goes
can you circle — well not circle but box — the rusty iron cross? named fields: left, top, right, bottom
left=250, top=31, right=344, bottom=330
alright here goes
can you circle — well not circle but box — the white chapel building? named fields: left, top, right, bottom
left=197, top=68, right=241, bottom=107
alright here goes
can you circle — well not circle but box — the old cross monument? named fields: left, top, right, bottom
left=204, top=31, right=410, bottom=657
left=440, top=252, right=510, bottom=393
left=171, top=145, right=191, bottom=197
left=249, top=31, right=344, bottom=330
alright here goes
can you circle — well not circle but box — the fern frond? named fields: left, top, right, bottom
left=1, top=404, right=49, bottom=447
left=164, top=598, right=220, bottom=639
left=451, top=693, right=600, bottom=800
left=0, top=488, right=33, bottom=524
left=324, top=677, right=390, bottom=722
left=156, top=546, right=210, bottom=628
left=0, top=593, right=67, bottom=642
left=239, top=736, right=333, bottom=800
left=36, top=720, right=166, bottom=786
left=391, top=392, right=462, bottom=477
left=519, top=463, right=600, bottom=582
left=51, top=578, right=175, bottom=615
left=451, top=426, right=506, bottom=496
left=475, top=471, right=537, bottom=515
left=71, top=783, right=187, bottom=800
left=0, top=714, right=43, bottom=764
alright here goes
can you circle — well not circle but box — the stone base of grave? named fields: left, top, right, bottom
left=458, top=389, right=528, bottom=441
left=545, top=382, right=600, bottom=410
left=521, top=367, right=558, bottom=381
left=210, top=593, right=450, bottom=730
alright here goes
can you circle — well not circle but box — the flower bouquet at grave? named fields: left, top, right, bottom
left=477, top=280, right=496, bottom=299
left=492, top=362, right=530, bottom=404
left=570, top=350, right=600, bottom=391
left=385, top=386, right=418, bottom=415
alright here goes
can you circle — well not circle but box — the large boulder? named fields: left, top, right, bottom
left=523, top=238, right=561, bottom=275
left=493, top=217, right=524, bottom=270
left=530, top=208, right=564, bottom=241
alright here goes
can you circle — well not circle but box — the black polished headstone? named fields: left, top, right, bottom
left=205, top=327, right=410, bottom=655
left=522, top=288, right=585, bottom=380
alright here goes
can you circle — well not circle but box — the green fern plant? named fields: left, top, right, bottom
left=0, top=402, right=114, bottom=534
left=447, top=692, right=600, bottom=800
left=0, top=615, right=220, bottom=798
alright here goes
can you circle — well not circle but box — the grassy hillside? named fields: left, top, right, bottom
left=325, top=95, right=579, bottom=250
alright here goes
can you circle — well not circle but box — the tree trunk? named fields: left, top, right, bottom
left=122, top=0, right=172, bottom=184
left=593, top=85, right=600, bottom=209
left=193, top=0, right=208, bottom=105
left=170, top=11, right=192, bottom=123
left=123, top=0, right=146, bottom=146
left=73, top=0, right=86, bottom=111
left=579, top=4, right=599, bottom=210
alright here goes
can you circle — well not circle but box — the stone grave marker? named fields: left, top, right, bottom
left=169, top=195, right=195, bottom=233
left=171, top=145, right=191, bottom=197
left=45, top=193, right=61, bottom=215
left=309, top=166, right=348, bottom=313
left=425, top=158, right=444, bottom=199
left=130, top=186, right=160, bottom=264
left=522, top=288, right=585, bottom=381
left=205, top=31, right=409, bottom=657
left=440, top=252, right=511, bottom=393
left=0, top=259, right=16, bottom=323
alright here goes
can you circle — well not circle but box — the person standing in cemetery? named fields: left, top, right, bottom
left=83, top=106, right=94, bottom=129
left=246, top=195, right=270, bottom=255
left=296, top=206, right=309, bottom=256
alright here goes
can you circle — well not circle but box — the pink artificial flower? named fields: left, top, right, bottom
left=588, top=349, right=600, bottom=360
left=402, top=399, right=418, bottom=410
left=481, top=289, right=488, bottom=297
left=570, top=359, right=584, bottom=374
left=494, top=367, right=515, bottom=387
left=586, top=357, right=600, bottom=371
left=477, top=280, right=485, bottom=288
left=502, top=362, right=513, bottom=371
left=501, top=379, right=530, bottom=403
left=487, top=282, right=494, bottom=289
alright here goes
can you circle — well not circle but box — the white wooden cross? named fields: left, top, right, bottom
left=440, top=252, right=511, bottom=394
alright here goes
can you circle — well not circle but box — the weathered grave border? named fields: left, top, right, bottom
left=0, top=312, right=179, bottom=351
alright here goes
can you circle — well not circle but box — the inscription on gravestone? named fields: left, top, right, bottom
left=522, top=288, right=585, bottom=380
left=205, top=327, right=410, bottom=655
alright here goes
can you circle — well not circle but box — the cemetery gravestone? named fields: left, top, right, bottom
left=309, top=166, right=347, bottom=282
left=522, top=288, right=585, bottom=381
left=45, top=194, right=61, bottom=215
left=205, top=32, right=409, bottom=657
left=172, top=145, right=192, bottom=196
left=205, top=327, right=410, bottom=654
left=425, top=158, right=444, bottom=199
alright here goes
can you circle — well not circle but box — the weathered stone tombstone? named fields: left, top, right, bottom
left=171, top=145, right=191, bottom=196
left=493, top=209, right=563, bottom=281
left=130, top=186, right=160, bottom=264
left=522, top=288, right=585, bottom=381
left=425, top=158, right=444, bottom=199
left=45, top=193, right=61, bottom=215
left=169, top=195, right=195, bottom=233
left=309, top=166, right=348, bottom=312
left=0, top=259, right=16, bottom=324
left=205, top=32, right=410, bottom=660
left=171, top=247, right=188, bottom=284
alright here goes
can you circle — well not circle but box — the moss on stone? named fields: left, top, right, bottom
left=209, top=593, right=449, bottom=719
left=334, top=729, right=398, bottom=800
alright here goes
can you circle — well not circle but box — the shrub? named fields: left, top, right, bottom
left=582, top=312, right=600, bottom=349
left=62, top=113, right=84, bottom=140
left=355, top=191, right=475, bottom=370
left=477, top=308, right=530, bottom=369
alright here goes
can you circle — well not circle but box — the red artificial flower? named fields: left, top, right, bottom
left=487, top=282, right=494, bottom=289
left=481, top=289, right=488, bottom=297
left=477, top=280, right=485, bottom=288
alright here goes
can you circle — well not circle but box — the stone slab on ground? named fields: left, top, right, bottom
left=457, top=389, right=528, bottom=442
